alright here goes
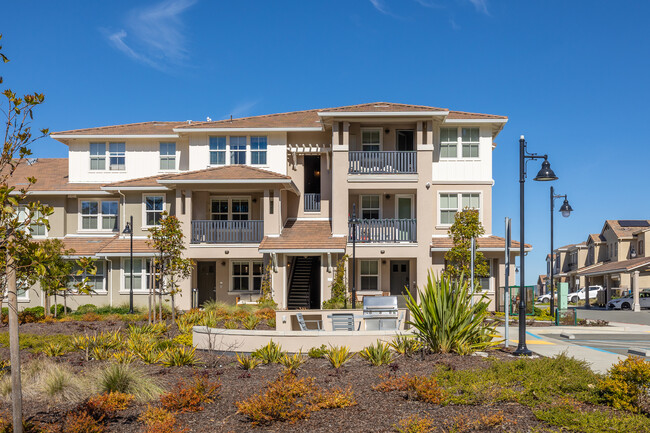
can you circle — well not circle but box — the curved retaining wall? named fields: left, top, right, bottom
left=192, top=326, right=412, bottom=353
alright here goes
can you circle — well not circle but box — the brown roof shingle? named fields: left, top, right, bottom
left=577, top=256, right=650, bottom=276
left=158, top=165, right=291, bottom=182
left=57, top=236, right=156, bottom=256
left=259, top=220, right=346, bottom=251
left=6, top=159, right=103, bottom=192
left=430, top=235, right=531, bottom=250
left=52, top=121, right=184, bottom=136
left=605, top=220, right=650, bottom=239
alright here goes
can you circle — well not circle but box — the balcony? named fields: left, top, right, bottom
left=349, top=219, right=417, bottom=243
left=348, top=151, right=417, bottom=174
left=304, top=193, right=321, bottom=212
left=191, top=220, right=263, bottom=244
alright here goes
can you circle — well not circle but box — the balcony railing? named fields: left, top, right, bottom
left=304, top=193, right=321, bottom=212
left=191, top=220, right=263, bottom=244
left=349, top=219, right=417, bottom=243
left=348, top=151, right=417, bottom=174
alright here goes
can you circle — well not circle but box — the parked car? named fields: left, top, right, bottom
left=567, top=286, right=604, bottom=304
left=607, top=290, right=650, bottom=310
left=537, top=293, right=554, bottom=303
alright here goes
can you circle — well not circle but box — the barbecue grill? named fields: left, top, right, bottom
left=362, top=296, right=399, bottom=330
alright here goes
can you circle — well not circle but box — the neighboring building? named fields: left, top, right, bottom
left=11, top=102, right=526, bottom=311
left=554, top=220, right=650, bottom=294
left=536, top=274, right=548, bottom=296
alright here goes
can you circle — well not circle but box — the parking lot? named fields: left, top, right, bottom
left=544, top=332, right=650, bottom=357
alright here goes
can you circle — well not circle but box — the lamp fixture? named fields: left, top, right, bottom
left=385, top=194, right=391, bottom=200
left=533, top=159, right=558, bottom=181
left=559, top=198, right=573, bottom=218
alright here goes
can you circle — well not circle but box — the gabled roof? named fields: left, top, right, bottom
left=587, top=233, right=606, bottom=244
left=318, top=102, right=447, bottom=113
left=259, top=220, right=346, bottom=252
left=157, top=165, right=292, bottom=183
left=6, top=158, right=104, bottom=194
left=603, top=220, right=650, bottom=239
left=51, top=121, right=184, bottom=137
left=577, top=256, right=650, bottom=276
left=430, top=235, right=531, bottom=251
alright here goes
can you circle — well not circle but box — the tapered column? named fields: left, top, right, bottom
left=633, top=270, right=641, bottom=312
left=331, top=121, right=349, bottom=236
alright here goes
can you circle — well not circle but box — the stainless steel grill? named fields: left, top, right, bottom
left=362, top=296, right=399, bottom=330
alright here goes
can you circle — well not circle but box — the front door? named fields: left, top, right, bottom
left=396, top=195, right=413, bottom=241
left=390, top=260, right=410, bottom=297
left=396, top=130, right=414, bottom=151
left=197, top=261, right=216, bottom=307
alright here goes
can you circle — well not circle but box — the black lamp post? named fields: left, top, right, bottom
left=517, top=135, right=558, bottom=356
left=549, top=187, right=573, bottom=317
left=123, top=216, right=134, bottom=314
left=349, top=203, right=358, bottom=309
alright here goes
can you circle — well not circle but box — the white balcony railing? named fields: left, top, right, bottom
left=349, top=219, right=417, bottom=243
left=304, top=193, right=321, bottom=212
left=348, top=151, right=417, bottom=174
left=191, top=220, right=263, bottom=244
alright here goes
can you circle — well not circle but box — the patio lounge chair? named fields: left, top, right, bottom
left=328, top=313, right=360, bottom=331
left=296, top=312, right=322, bottom=331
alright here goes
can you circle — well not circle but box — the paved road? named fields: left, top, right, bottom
left=544, top=333, right=650, bottom=358
left=574, top=307, right=650, bottom=326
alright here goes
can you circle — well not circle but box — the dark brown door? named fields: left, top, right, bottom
left=197, top=261, right=216, bottom=307
left=390, top=260, right=409, bottom=296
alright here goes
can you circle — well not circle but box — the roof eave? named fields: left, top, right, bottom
left=50, top=134, right=179, bottom=139
left=317, top=111, right=449, bottom=118
left=173, top=127, right=323, bottom=132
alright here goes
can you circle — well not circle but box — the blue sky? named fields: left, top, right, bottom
left=2, top=0, right=649, bottom=284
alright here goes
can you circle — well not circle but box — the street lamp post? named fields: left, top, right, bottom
left=517, top=135, right=558, bottom=356
left=349, top=203, right=359, bottom=309
left=549, top=186, right=573, bottom=317
left=123, top=216, right=134, bottom=314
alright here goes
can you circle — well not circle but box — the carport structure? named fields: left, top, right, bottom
left=578, top=256, right=650, bottom=311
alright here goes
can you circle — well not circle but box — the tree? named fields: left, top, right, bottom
left=443, top=209, right=489, bottom=282
left=0, top=35, right=95, bottom=432
left=257, top=263, right=277, bottom=309
left=147, top=212, right=193, bottom=323
left=323, top=254, right=349, bottom=309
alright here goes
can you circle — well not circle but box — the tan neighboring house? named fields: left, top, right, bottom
left=553, top=220, right=650, bottom=296
left=536, top=275, right=548, bottom=296
left=12, top=102, right=526, bottom=311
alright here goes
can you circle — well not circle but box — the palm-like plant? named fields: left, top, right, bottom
left=405, top=272, right=499, bottom=355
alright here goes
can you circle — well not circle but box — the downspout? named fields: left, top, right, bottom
left=117, top=190, right=126, bottom=236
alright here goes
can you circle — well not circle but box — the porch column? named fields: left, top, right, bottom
left=331, top=121, right=349, bottom=237
left=263, top=188, right=281, bottom=236
left=176, top=189, right=193, bottom=248
left=426, top=120, right=433, bottom=146
left=633, top=270, right=641, bottom=312
left=415, top=120, right=434, bottom=294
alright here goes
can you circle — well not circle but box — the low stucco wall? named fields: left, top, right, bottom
left=192, top=326, right=410, bottom=352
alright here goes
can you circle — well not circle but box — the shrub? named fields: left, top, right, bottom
left=19, top=306, right=45, bottom=323
left=373, top=373, right=445, bottom=404
left=312, top=386, right=356, bottom=409
left=243, top=314, right=261, bottom=330
left=359, top=341, right=393, bottom=366
left=534, top=403, right=650, bottom=433
left=236, top=353, right=261, bottom=370
left=76, top=304, right=98, bottom=314
left=85, top=392, right=135, bottom=419
left=280, top=352, right=305, bottom=372
left=173, top=333, right=193, bottom=347
left=95, top=363, right=162, bottom=401
left=112, top=351, right=137, bottom=364
left=224, top=320, right=239, bottom=329
left=388, top=334, right=422, bottom=356
left=267, top=318, right=276, bottom=328
left=139, top=406, right=188, bottom=433
left=373, top=373, right=412, bottom=392
left=81, top=312, right=102, bottom=322
left=394, top=415, right=435, bottom=433
left=50, top=304, right=71, bottom=316
left=42, top=342, right=68, bottom=357
left=405, top=273, right=498, bottom=354
left=308, top=345, right=327, bottom=359
left=252, top=340, right=285, bottom=364
left=254, top=307, right=276, bottom=321
left=64, top=411, right=105, bottom=433
left=599, top=356, right=650, bottom=413
left=160, top=346, right=196, bottom=367
left=160, top=374, right=221, bottom=413
left=325, top=345, right=354, bottom=370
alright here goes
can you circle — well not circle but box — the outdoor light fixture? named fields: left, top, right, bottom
left=122, top=216, right=134, bottom=314
left=517, top=135, right=558, bottom=356
left=549, top=186, right=573, bottom=317
left=385, top=194, right=391, bottom=200
left=631, top=247, right=637, bottom=259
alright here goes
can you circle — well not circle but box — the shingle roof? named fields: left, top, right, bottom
left=52, top=121, right=184, bottom=136
left=6, top=158, right=103, bottom=192
left=605, top=220, right=650, bottom=239
left=158, top=165, right=291, bottom=182
left=577, top=256, right=650, bottom=276
left=430, top=235, right=531, bottom=250
left=103, top=174, right=168, bottom=188
left=259, top=220, right=346, bottom=251
left=319, top=102, right=447, bottom=113
left=587, top=233, right=606, bottom=244
left=58, top=236, right=156, bottom=256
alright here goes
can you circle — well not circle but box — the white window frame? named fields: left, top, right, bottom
left=250, top=136, right=268, bottom=165
left=229, top=136, right=247, bottom=165
left=395, top=194, right=415, bottom=220
left=78, top=199, right=119, bottom=232
left=122, top=257, right=158, bottom=293
left=89, top=142, right=106, bottom=170
left=108, top=142, right=126, bottom=171
left=143, top=194, right=165, bottom=228
left=440, top=127, right=459, bottom=159
left=359, top=259, right=380, bottom=291
left=230, top=260, right=264, bottom=292
left=159, top=142, right=176, bottom=171
left=17, top=205, right=47, bottom=237
left=360, top=194, right=381, bottom=220
left=210, top=196, right=251, bottom=220
left=360, top=128, right=382, bottom=152
left=437, top=192, right=482, bottom=227
left=461, top=127, right=480, bottom=158
left=209, top=136, right=227, bottom=166
left=69, top=260, right=106, bottom=294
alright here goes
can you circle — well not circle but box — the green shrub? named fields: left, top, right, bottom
left=76, top=304, right=98, bottom=314
left=599, top=356, right=650, bottom=413
left=0, top=332, right=74, bottom=355
left=325, top=345, right=354, bottom=370
left=279, top=352, right=305, bottom=372
left=534, top=403, right=650, bottom=433
left=237, top=353, right=261, bottom=370
left=267, top=318, right=276, bottom=328
left=405, top=273, right=498, bottom=355
left=308, top=345, right=327, bottom=359
left=50, top=304, right=71, bottom=316
left=19, top=306, right=45, bottom=323
left=388, top=334, right=422, bottom=356
left=160, top=346, right=196, bottom=367
left=243, top=314, right=261, bottom=330
left=95, top=363, right=162, bottom=401
left=252, top=341, right=285, bottom=364
left=173, top=333, right=193, bottom=347
left=359, top=341, right=393, bottom=366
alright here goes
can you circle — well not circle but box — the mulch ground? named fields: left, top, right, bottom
left=0, top=321, right=556, bottom=432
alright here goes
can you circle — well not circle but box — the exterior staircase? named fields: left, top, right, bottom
left=287, top=256, right=316, bottom=309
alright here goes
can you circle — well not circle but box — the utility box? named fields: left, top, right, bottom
left=557, top=282, right=569, bottom=311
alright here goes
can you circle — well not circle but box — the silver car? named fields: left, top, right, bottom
left=607, top=290, right=650, bottom=310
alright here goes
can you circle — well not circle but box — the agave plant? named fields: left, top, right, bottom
left=325, top=345, right=354, bottom=370
left=358, top=341, right=393, bottom=366
left=388, top=334, right=422, bottom=357
left=405, top=272, right=499, bottom=355
left=242, top=314, right=261, bottom=330
left=251, top=340, right=285, bottom=364
left=236, top=353, right=261, bottom=370
left=160, top=346, right=196, bottom=367
left=279, top=352, right=305, bottom=372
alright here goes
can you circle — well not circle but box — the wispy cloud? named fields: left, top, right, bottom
left=222, top=100, right=260, bottom=120
left=449, top=17, right=460, bottom=30
left=468, top=0, right=489, bottom=15
left=103, top=0, right=197, bottom=72
left=413, top=0, right=443, bottom=9
left=369, top=0, right=391, bottom=15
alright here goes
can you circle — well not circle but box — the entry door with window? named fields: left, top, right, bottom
left=396, top=195, right=413, bottom=242
left=390, top=260, right=409, bottom=296
left=197, top=262, right=216, bottom=307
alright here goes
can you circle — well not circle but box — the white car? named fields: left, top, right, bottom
left=608, top=291, right=650, bottom=310
left=567, top=286, right=604, bottom=304
left=537, top=293, right=554, bottom=303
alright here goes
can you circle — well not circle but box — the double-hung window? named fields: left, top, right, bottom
left=361, top=129, right=381, bottom=151
left=211, top=199, right=229, bottom=220
left=159, top=142, right=176, bottom=170
left=144, top=195, right=164, bottom=226
left=109, top=142, right=125, bottom=170
left=250, top=136, right=267, bottom=165
left=440, top=128, right=458, bottom=158
left=17, top=206, right=46, bottom=236
left=231, top=199, right=250, bottom=220
left=81, top=200, right=118, bottom=231
left=360, top=260, right=379, bottom=291
left=231, top=260, right=263, bottom=292
left=439, top=193, right=480, bottom=225
left=124, top=258, right=158, bottom=291
left=461, top=193, right=480, bottom=210
left=69, top=260, right=105, bottom=293
left=360, top=195, right=380, bottom=219
left=209, top=137, right=226, bottom=165
left=210, top=197, right=250, bottom=220
left=230, top=136, right=246, bottom=164
left=461, top=128, right=479, bottom=158
left=90, top=143, right=106, bottom=170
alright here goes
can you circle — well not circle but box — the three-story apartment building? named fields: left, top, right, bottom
left=12, top=102, right=523, bottom=311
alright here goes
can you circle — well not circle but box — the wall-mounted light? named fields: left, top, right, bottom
left=221, top=261, right=226, bottom=266
left=385, top=194, right=391, bottom=200
left=385, top=129, right=390, bottom=134
left=225, top=250, right=229, bottom=254
left=314, top=170, right=321, bottom=177
left=252, top=198, right=257, bottom=203
left=426, top=182, right=431, bottom=189
left=380, top=250, right=385, bottom=254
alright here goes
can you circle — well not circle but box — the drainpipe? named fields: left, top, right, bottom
left=117, top=190, right=126, bottom=235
